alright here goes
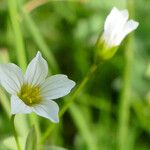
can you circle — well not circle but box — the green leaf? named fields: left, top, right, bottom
left=25, top=126, right=37, bottom=150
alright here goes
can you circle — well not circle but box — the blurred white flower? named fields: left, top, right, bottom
left=0, top=51, right=75, bottom=123
left=102, top=7, right=139, bottom=48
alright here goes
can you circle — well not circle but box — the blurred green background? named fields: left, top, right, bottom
left=0, top=0, right=150, bottom=150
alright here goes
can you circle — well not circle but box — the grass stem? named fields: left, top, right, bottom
left=118, top=1, right=135, bottom=149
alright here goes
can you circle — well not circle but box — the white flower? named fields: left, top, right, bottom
left=102, top=7, right=139, bottom=48
left=0, top=51, right=75, bottom=123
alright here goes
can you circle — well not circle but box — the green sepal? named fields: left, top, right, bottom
left=96, top=39, right=118, bottom=60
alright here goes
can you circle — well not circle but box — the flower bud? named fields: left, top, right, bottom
left=97, top=7, right=139, bottom=60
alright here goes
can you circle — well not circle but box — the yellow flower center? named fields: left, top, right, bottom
left=18, top=84, right=42, bottom=106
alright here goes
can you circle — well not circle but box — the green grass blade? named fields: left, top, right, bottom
left=8, top=0, right=27, bottom=71
left=21, top=8, right=59, bottom=73
left=69, top=104, right=98, bottom=150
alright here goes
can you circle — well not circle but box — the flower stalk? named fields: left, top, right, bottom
left=60, top=63, right=98, bottom=116
left=118, top=38, right=132, bottom=150
left=41, top=63, right=99, bottom=144
left=11, top=115, right=21, bottom=150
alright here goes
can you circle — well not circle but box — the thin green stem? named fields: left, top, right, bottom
left=39, top=23, right=102, bottom=140
left=41, top=63, right=99, bottom=144
left=118, top=1, right=135, bottom=149
left=118, top=48, right=131, bottom=150
left=11, top=115, right=21, bottom=150
left=60, top=64, right=98, bottom=116
left=40, top=15, right=102, bottom=144
left=8, top=0, right=27, bottom=71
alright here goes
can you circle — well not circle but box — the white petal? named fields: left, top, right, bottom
left=25, top=51, right=48, bottom=86
left=33, top=100, right=59, bottom=123
left=0, top=63, right=24, bottom=94
left=120, top=9, right=128, bottom=20
left=11, top=95, right=32, bottom=114
left=124, top=20, right=139, bottom=35
left=103, top=7, right=129, bottom=47
left=104, top=7, right=127, bottom=32
left=103, top=7, right=139, bottom=47
left=41, top=74, right=75, bottom=100
left=115, top=20, right=139, bottom=45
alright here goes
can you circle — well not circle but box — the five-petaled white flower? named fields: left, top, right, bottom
left=102, top=7, right=139, bottom=48
left=0, top=51, right=75, bottom=123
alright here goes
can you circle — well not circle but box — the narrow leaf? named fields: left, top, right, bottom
left=25, top=126, right=37, bottom=150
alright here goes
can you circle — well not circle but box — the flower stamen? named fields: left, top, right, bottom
left=18, top=84, right=42, bottom=106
